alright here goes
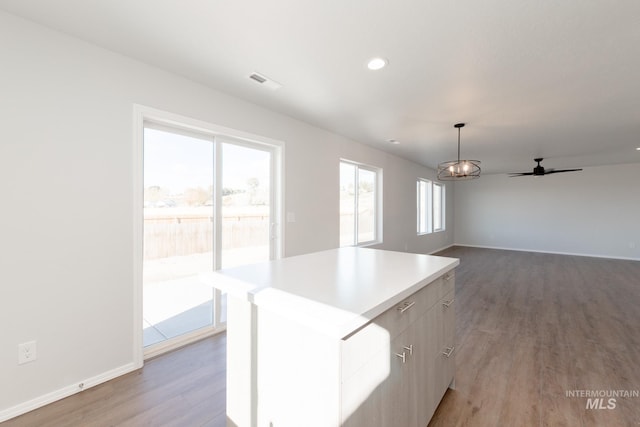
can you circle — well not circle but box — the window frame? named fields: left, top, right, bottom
left=417, top=178, right=445, bottom=235
left=433, top=181, right=445, bottom=232
left=417, top=178, right=433, bottom=235
left=339, top=159, right=383, bottom=247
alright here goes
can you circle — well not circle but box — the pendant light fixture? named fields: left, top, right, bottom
left=437, top=123, right=481, bottom=181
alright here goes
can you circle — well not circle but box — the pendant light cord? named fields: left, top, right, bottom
left=457, top=126, right=461, bottom=162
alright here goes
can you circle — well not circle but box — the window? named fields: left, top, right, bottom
left=417, top=179, right=432, bottom=234
left=417, top=178, right=445, bottom=234
left=433, top=182, right=444, bottom=231
left=340, top=160, right=381, bottom=246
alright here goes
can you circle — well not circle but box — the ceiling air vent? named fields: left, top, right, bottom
left=248, top=72, right=282, bottom=90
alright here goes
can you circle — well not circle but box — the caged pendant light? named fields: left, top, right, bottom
left=437, top=123, right=481, bottom=181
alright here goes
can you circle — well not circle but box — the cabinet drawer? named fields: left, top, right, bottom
left=441, top=270, right=455, bottom=296
left=374, top=271, right=454, bottom=338
left=441, top=289, right=455, bottom=349
left=342, top=270, right=455, bottom=381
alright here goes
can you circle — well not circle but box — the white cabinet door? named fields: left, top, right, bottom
left=411, top=306, right=441, bottom=425
left=429, top=287, right=456, bottom=410
left=440, top=289, right=456, bottom=391
left=342, top=327, right=410, bottom=427
left=342, top=277, right=456, bottom=427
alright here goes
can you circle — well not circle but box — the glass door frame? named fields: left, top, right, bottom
left=133, top=105, right=284, bottom=364
left=212, top=135, right=282, bottom=328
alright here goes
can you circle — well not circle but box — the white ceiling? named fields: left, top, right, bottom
left=2, top=0, right=639, bottom=174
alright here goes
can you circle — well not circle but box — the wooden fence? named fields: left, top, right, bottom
left=144, top=214, right=269, bottom=260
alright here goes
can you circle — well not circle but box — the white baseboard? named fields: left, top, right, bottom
left=428, top=243, right=456, bottom=255
left=0, top=362, right=138, bottom=423
left=453, top=243, right=640, bottom=261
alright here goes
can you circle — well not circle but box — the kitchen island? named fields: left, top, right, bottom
left=202, top=247, right=459, bottom=427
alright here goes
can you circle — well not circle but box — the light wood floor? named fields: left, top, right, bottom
left=2, top=334, right=227, bottom=427
left=431, top=246, right=640, bottom=427
left=3, top=247, right=639, bottom=426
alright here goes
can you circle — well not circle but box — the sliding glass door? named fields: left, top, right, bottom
left=142, top=124, right=277, bottom=351
left=220, top=141, right=272, bottom=269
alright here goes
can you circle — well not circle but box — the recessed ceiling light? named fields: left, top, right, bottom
left=367, top=57, right=388, bottom=71
left=388, top=139, right=400, bottom=145
left=636, top=147, right=640, bottom=151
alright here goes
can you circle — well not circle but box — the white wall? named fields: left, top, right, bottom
left=0, top=11, right=452, bottom=419
left=454, top=163, right=640, bottom=260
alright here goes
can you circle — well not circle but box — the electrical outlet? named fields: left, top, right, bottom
left=18, top=341, right=37, bottom=365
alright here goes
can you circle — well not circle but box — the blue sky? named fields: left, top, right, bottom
left=144, top=127, right=270, bottom=194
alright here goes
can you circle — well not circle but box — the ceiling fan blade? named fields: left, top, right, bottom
left=543, top=168, right=583, bottom=174
left=509, top=158, right=582, bottom=177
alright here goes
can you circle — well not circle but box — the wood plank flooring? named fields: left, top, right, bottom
left=3, top=246, right=640, bottom=426
left=430, top=246, right=640, bottom=427
left=2, top=334, right=227, bottom=427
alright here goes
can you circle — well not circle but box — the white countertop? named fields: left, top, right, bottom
left=201, top=247, right=459, bottom=338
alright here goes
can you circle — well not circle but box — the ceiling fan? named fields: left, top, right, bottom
left=509, top=158, right=583, bottom=177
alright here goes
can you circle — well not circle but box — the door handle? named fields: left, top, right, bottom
left=442, top=346, right=455, bottom=358
left=397, top=301, right=415, bottom=314
left=403, top=345, right=413, bottom=356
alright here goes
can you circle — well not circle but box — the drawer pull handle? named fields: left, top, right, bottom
left=395, top=352, right=406, bottom=363
left=444, top=273, right=453, bottom=281
left=397, top=301, right=415, bottom=313
left=442, top=346, right=455, bottom=358
left=403, top=345, right=413, bottom=356
left=442, top=298, right=455, bottom=308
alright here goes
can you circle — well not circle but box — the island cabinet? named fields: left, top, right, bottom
left=203, top=247, right=458, bottom=427
left=341, top=271, right=456, bottom=426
